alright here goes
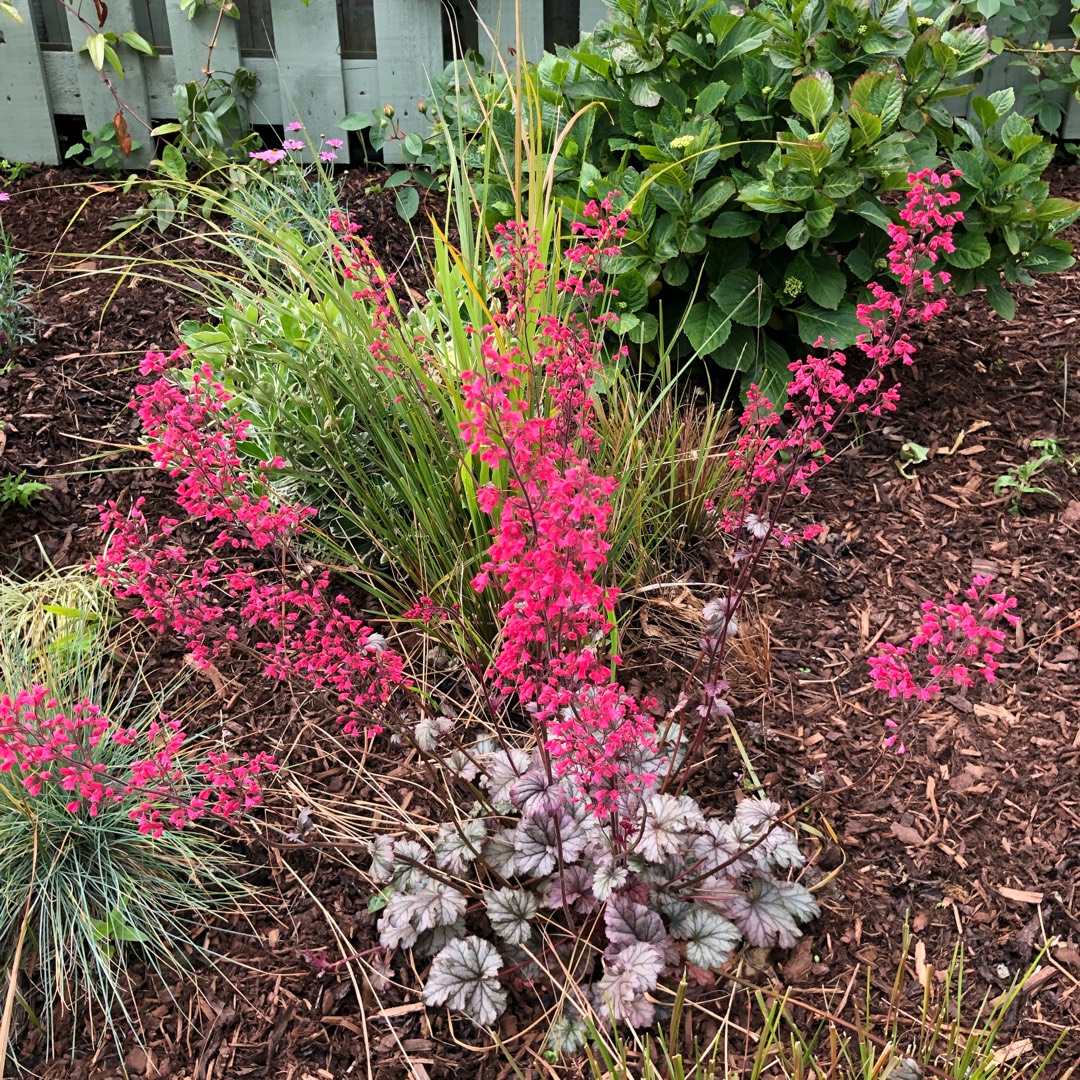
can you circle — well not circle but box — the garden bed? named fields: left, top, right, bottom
left=1, top=163, right=1078, bottom=1078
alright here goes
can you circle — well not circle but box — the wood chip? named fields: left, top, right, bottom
left=915, top=939, right=930, bottom=989
left=993, top=1039, right=1033, bottom=1065
left=377, top=1002, right=425, bottom=1018
left=890, top=823, right=927, bottom=846
left=996, top=886, right=1044, bottom=904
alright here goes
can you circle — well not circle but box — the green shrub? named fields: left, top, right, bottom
left=424, top=0, right=1080, bottom=397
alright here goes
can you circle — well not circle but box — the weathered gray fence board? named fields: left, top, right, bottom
left=271, top=0, right=350, bottom=163
left=0, top=6, right=60, bottom=164
left=372, top=0, right=443, bottom=163
left=63, top=0, right=154, bottom=167
left=476, top=0, right=544, bottom=64
left=579, top=0, right=610, bottom=36
left=163, top=1, right=240, bottom=84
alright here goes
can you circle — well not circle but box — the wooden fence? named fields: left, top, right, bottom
left=2, top=0, right=1079, bottom=169
left=0, top=0, right=611, bottom=166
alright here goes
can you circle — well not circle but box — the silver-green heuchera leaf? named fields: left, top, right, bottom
left=485, top=886, right=538, bottom=946
left=669, top=905, right=741, bottom=969
left=422, top=935, right=507, bottom=1026
left=434, top=817, right=487, bottom=875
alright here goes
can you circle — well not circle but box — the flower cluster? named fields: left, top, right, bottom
left=718, top=171, right=963, bottom=544
left=328, top=210, right=402, bottom=372
left=0, top=685, right=275, bottom=836
left=249, top=127, right=344, bottom=164
left=462, top=197, right=659, bottom=815
left=868, top=575, right=1019, bottom=739
left=96, top=347, right=405, bottom=735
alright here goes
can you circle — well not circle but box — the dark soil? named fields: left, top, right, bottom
left=1, top=163, right=1078, bottom=1078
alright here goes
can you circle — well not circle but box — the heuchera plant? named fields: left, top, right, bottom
left=95, top=348, right=406, bottom=736
left=0, top=684, right=273, bottom=837
left=868, top=575, right=1019, bottom=753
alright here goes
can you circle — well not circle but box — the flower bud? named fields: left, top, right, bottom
left=383, top=103, right=395, bottom=119
left=417, top=100, right=428, bottom=114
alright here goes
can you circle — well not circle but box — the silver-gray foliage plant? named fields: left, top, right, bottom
left=368, top=736, right=819, bottom=1036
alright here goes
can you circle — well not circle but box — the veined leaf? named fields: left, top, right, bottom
left=790, top=71, right=834, bottom=130
left=423, top=936, right=507, bottom=1026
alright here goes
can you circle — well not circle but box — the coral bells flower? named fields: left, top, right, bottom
left=0, top=685, right=275, bottom=835
left=868, top=575, right=1018, bottom=752
left=96, top=344, right=406, bottom=736
left=463, top=196, right=657, bottom=815
left=716, top=171, right=962, bottom=543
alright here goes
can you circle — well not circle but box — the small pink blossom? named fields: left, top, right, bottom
left=868, top=576, right=1017, bottom=752
left=324, top=138, right=344, bottom=149
left=286, top=121, right=304, bottom=132
left=249, top=148, right=287, bottom=164
left=319, top=151, right=338, bottom=162
left=282, top=139, right=305, bottom=151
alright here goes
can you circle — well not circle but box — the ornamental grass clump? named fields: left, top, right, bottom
left=0, top=570, right=270, bottom=1063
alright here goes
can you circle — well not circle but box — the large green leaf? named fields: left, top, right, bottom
left=791, top=252, right=847, bottom=310
left=790, top=71, right=834, bottom=130
left=710, top=211, right=759, bottom=237
left=711, top=269, right=773, bottom=327
left=683, top=301, right=734, bottom=355
left=793, top=301, right=862, bottom=347
left=944, top=232, right=991, bottom=269
left=690, top=177, right=736, bottom=221
left=696, top=80, right=730, bottom=115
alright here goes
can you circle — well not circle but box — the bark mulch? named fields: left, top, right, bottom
left=1, top=163, right=1078, bottom=1077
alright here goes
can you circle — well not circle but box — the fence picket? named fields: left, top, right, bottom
left=371, top=0, right=443, bottom=164
left=269, top=0, right=350, bottom=163
left=62, top=0, right=153, bottom=168
left=579, top=0, right=609, bottom=36
left=0, top=5, right=60, bottom=165
left=476, top=0, right=543, bottom=64
left=163, top=1, right=240, bottom=86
